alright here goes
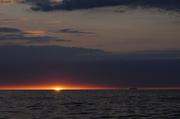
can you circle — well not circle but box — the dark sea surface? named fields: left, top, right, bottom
left=0, top=90, right=180, bottom=119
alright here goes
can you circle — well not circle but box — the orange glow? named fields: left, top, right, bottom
left=24, top=30, right=46, bottom=37
left=0, top=0, right=16, bottom=4
left=0, top=84, right=180, bottom=91
left=0, top=85, right=120, bottom=90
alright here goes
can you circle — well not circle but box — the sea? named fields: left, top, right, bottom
left=0, top=90, right=180, bottom=119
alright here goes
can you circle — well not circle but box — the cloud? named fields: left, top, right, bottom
left=0, top=19, right=19, bottom=24
left=0, top=27, right=21, bottom=33
left=24, top=30, right=46, bottom=36
left=24, top=0, right=180, bottom=12
left=0, top=46, right=180, bottom=87
left=0, top=27, right=70, bottom=45
left=119, top=50, right=180, bottom=60
left=58, top=28, right=94, bottom=35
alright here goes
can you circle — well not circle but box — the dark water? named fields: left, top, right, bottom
left=0, top=90, right=180, bottom=119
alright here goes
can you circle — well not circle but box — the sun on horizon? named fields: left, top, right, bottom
left=52, top=87, right=63, bottom=92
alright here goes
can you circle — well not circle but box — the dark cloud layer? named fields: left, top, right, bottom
left=59, top=28, right=94, bottom=35
left=25, top=0, right=180, bottom=11
left=0, top=46, right=180, bottom=87
left=0, top=27, right=21, bottom=33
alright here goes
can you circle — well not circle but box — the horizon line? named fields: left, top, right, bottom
left=0, top=87, right=180, bottom=91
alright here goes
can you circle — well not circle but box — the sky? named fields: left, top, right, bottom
left=0, top=0, right=180, bottom=90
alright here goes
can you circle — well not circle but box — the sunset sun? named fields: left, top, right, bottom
left=52, top=87, right=62, bottom=92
